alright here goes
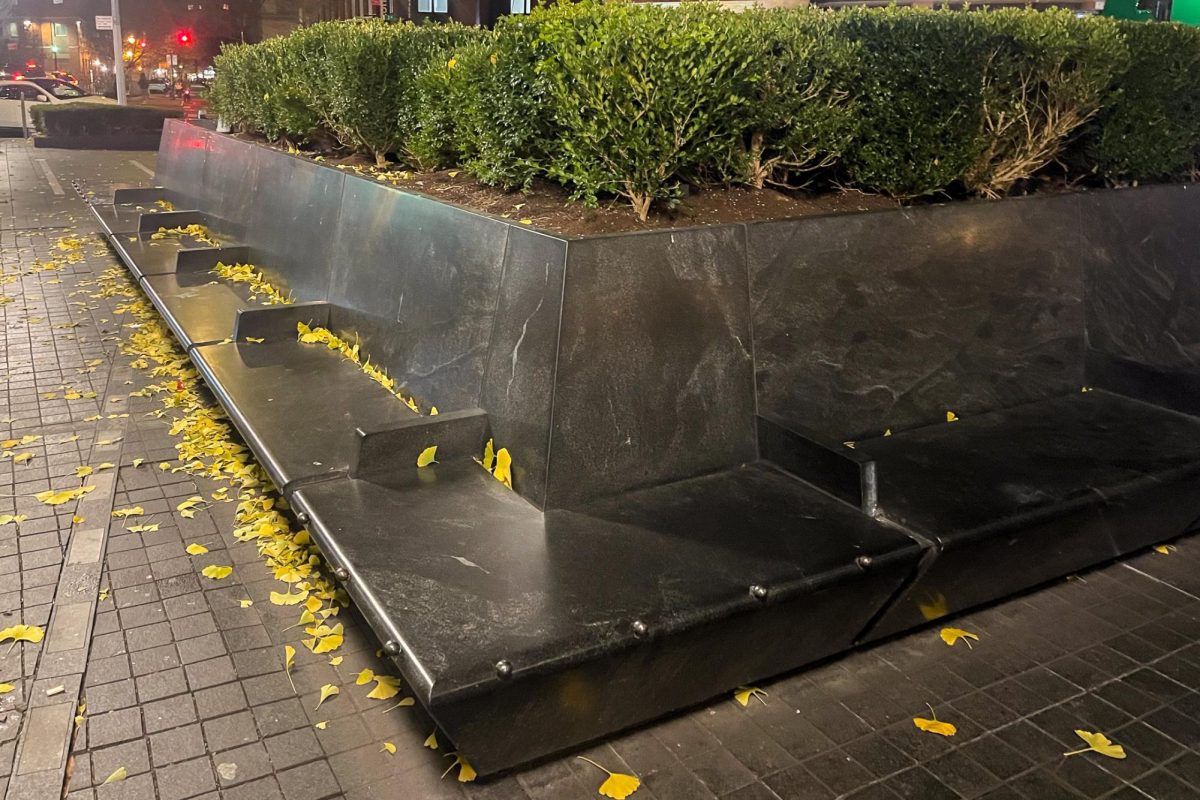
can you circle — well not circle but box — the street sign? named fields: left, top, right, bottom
left=95, top=15, right=113, bottom=30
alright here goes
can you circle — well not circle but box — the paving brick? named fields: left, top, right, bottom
left=156, top=757, right=217, bottom=800
left=276, top=759, right=342, bottom=800
left=149, top=724, right=206, bottom=768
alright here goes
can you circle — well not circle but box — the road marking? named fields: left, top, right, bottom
left=129, top=159, right=154, bottom=177
left=34, top=158, right=64, bottom=196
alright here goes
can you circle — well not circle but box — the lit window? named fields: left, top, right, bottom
left=510, top=0, right=531, bottom=12
left=52, top=23, right=68, bottom=37
left=433, top=0, right=447, bottom=11
left=417, top=0, right=431, bottom=10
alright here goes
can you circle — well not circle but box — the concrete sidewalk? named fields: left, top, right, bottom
left=2, top=139, right=1200, bottom=800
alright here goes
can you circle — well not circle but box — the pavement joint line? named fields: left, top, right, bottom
left=33, top=158, right=65, bottom=196
left=1120, top=562, right=1200, bottom=602
left=128, top=159, right=154, bottom=178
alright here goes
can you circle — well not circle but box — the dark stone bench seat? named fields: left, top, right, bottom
left=91, top=187, right=196, bottom=235
left=141, top=271, right=254, bottom=349
left=858, top=390, right=1200, bottom=639
left=190, top=333, right=426, bottom=491
left=288, top=460, right=925, bottom=774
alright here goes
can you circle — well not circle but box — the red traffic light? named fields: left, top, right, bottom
left=176, top=29, right=193, bottom=46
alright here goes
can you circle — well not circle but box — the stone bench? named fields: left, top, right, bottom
left=92, top=119, right=1200, bottom=774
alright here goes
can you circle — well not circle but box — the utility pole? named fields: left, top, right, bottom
left=110, top=0, right=126, bottom=105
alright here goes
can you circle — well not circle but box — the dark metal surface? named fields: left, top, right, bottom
left=325, top=177, right=511, bottom=411
left=289, top=462, right=923, bottom=774
left=189, top=339, right=428, bottom=490
left=545, top=228, right=757, bottom=509
left=757, top=413, right=875, bottom=512
left=232, top=302, right=331, bottom=342
left=747, top=195, right=1087, bottom=443
left=141, top=272, right=252, bottom=349
left=154, top=121, right=209, bottom=194
left=244, top=145, right=345, bottom=301
left=478, top=227, right=568, bottom=509
left=351, top=408, right=489, bottom=482
left=859, top=390, right=1200, bottom=639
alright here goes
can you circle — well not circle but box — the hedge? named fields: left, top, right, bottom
left=31, top=103, right=181, bottom=136
left=211, top=3, right=1200, bottom=219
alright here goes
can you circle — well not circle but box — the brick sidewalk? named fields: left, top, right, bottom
left=2, top=138, right=1199, bottom=800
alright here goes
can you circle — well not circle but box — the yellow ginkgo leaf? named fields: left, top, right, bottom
left=1064, top=729, right=1126, bottom=759
left=442, top=753, right=477, bottom=783
left=367, top=675, right=400, bottom=700
left=270, top=590, right=308, bottom=606
left=381, top=742, right=397, bottom=754
left=315, top=683, right=339, bottom=710
left=382, top=697, right=416, bottom=713
left=356, top=668, right=375, bottom=686
left=96, top=462, right=115, bottom=471
left=424, top=730, right=439, bottom=750
left=131, top=458, right=144, bottom=468
left=918, top=591, right=949, bottom=622
left=128, top=523, right=160, bottom=533
left=185, top=543, right=209, bottom=556
left=284, top=644, right=297, bottom=693
left=0, top=624, right=45, bottom=644
left=12, top=453, right=32, bottom=464
left=1154, top=544, right=1175, bottom=555
left=913, top=716, right=957, bottom=736
left=35, top=485, right=94, bottom=506
left=102, top=767, right=127, bottom=784
left=577, top=757, right=639, bottom=799
left=734, top=686, right=768, bottom=707
left=0, top=514, right=27, bottom=526
left=328, top=656, right=343, bottom=666
left=0, top=683, right=14, bottom=694
left=493, top=447, right=512, bottom=489
left=72, top=515, right=85, bottom=525
left=483, top=438, right=494, bottom=471
left=111, top=506, right=144, bottom=518
left=417, top=445, right=438, bottom=468
left=75, top=465, right=93, bottom=478
left=239, top=599, right=254, bottom=608
left=314, top=721, right=328, bottom=730
left=939, top=628, right=979, bottom=649
left=201, top=565, right=233, bottom=580
left=312, top=634, right=343, bottom=654
left=946, top=411, right=959, bottom=422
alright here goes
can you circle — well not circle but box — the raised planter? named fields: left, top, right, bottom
left=93, top=119, right=1200, bottom=774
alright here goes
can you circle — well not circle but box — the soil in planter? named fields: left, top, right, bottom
left=252, top=137, right=896, bottom=236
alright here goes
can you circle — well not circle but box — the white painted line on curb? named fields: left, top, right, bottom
left=130, top=159, right=155, bottom=177
left=34, top=158, right=64, bottom=196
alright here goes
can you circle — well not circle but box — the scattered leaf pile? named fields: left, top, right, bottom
left=150, top=224, right=220, bottom=247
left=212, top=261, right=294, bottom=306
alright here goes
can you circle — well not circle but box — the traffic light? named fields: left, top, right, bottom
left=176, top=29, right=193, bottom=46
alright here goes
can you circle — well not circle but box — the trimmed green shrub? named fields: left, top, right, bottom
left=965, top=9, right=1128, bottom=197
left=209, top=8, right=1200, bottom=218
left=835, top=7, right=994, bottom=199
left=741, top=8, right=862, bottom=189
left=440, top=19, right=555, bottom=191
left=1086, top=21, right=1200, bottom=181
left=535, top=0, right=758, bottom=220
left=31, top=103, right=180, bottom=136
left=318, top=19, right=479, bottom=166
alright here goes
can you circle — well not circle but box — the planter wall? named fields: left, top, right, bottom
left=102, top=120, right=1200, bottom=773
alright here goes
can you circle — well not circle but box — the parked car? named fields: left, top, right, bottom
left=0, top=80, right=112, bottom=130
left=25, top=78, right=93, bottom=100
left=147, top=80, right=169, bottom=94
